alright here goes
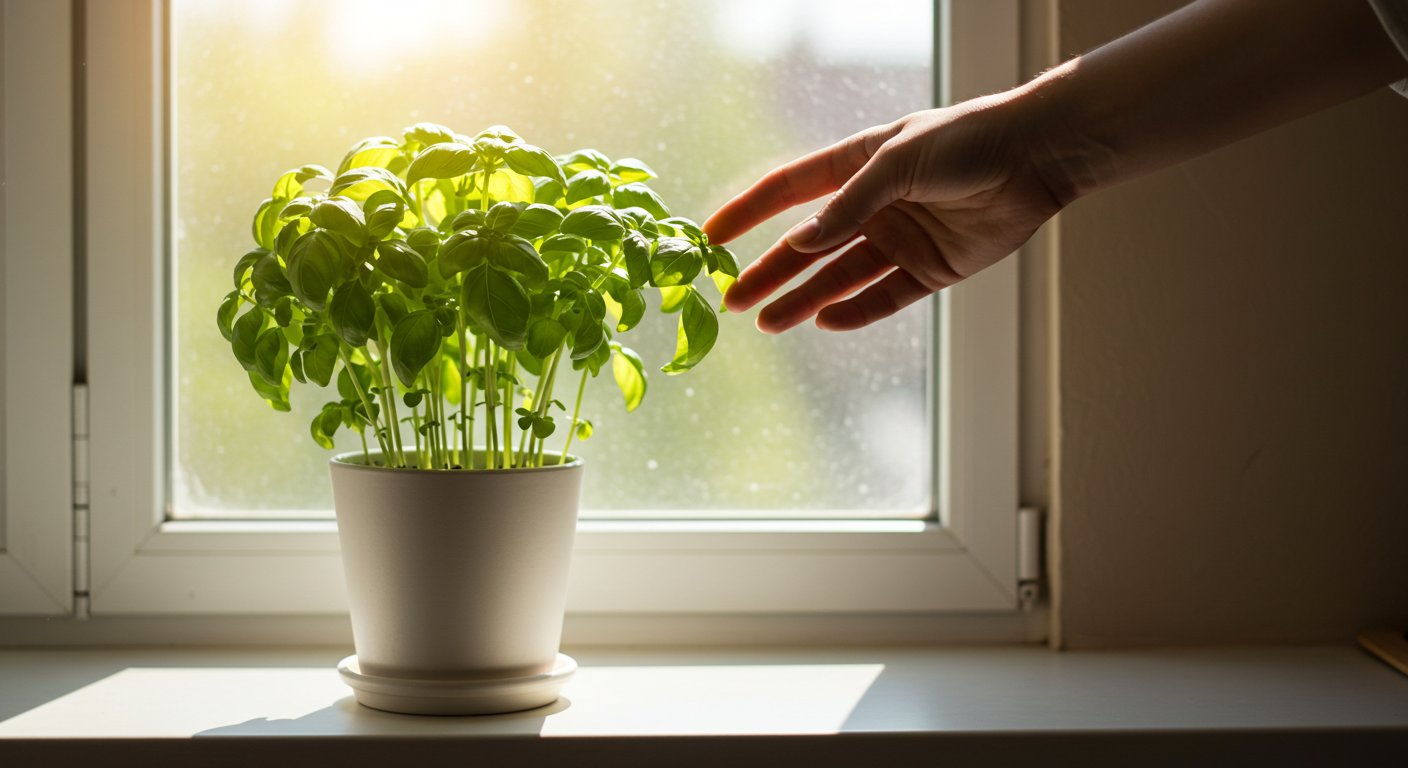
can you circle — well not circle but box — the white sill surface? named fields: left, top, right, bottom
left=2, top=644, right=1406, bottom=762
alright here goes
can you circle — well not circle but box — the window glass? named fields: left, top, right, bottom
left=171, top=0, right=934, bottom=519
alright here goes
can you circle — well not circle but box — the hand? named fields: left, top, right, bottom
left=704, top=97, right=1066, bottom=333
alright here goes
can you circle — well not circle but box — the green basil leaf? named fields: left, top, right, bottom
left=616, top=287, right=646, bottom=332
left=560, top=205, right=625, bottom=242
left=304, top=334, right=339, bottom=387
left=565, top=169, right=611, bottom=203
left=649, top=237, right=703, bottom=287
left=449, top=208, right=487, bottom=232
left=289, top=349, right=307, bottom=384
left=252, top=197, right=283, bottom=250
left=612, top=182, right=671, bottom=220
left=542, top=234, right=586, bottom=257
left=403, top=122, right=457, bottom=148
left=661, top=288, right=718, bottom=374
left=659, top=217, right=702, bottom=246
left=558, top=148, right=610, bottom=174
left=336, top=362, right=360, bottom=401
left=531, top=415, right=556, bottom=440
left=286, top=230, right=343, bottom=310
left=610, top=342, right=647, bottom=412
left=622, top=232, right=651, bottom=288
left=374, top=240, right=428, bottom=288
left=463, top=265, right=530, bottom=350
left=275, top=218, right=312, bottom=258
left=329, top=280, right=375, bottom=347
left=280, top=197, right=315, bottom=219
left=533, top=178, right=565, bottom=206
left=216, top=291, right=241, bottom=342
left=273, top=296, right=295, bottom=328
left=570, top=316, right=605, bottom=361
left=527, top=318, right=567, bottom=359
left=233, top=248, right=267, bottom=291
left=658, top=284, right=689, bottom=313
left=272, top=171, right=302, bottom=201
left=405, top=227, right=442, bottom=260
left=438, top=229, right=492, bottom=278
left=484, top=200, right=524, bottom=233
left=503, top=143, right=566, bottom=186
left=254, top=326, right=289, bottom=385
left=407, top=142, right=474, bottom=184
left=231, top=307, right=264, bottom=371
left=378, top=293, right=410, bottom=328
left=473, top=135, right=510, bottom=157
left=251, top=252, right=292, bottom=307
left=248, top=369, right=291, bottom=412
left=330, top=166, right=406, bottom=201
left=363, top=189, right=407, bottom=240
left=278, top=164, right=331, bottom=198
left=338, top=136, right=402, bottom=175
left=311, top=197, right=368, bottom=246
left=708, top=243, right=740, bottom=277
left=390, top=310, right=441, bottom=387
left=516, top=348, right=544, bottom=377
left=609, top=157, right=657, bottom=184
left=488, top=234, right=549, bottom=289
left=712, top=272, right=738, bottom=311
left=573, top=334, right=611, bottom=374
left=310, top=409, right=335, bottom=450
left=510, top=204, right=564, bottom=239
left=616, top=206, right=659, bottom=236
left=475, top=124, right=521, bottom=143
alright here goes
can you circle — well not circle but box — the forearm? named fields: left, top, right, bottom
left=1014, top=0, right=1408, bottom=203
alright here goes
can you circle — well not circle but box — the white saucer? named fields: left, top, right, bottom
left=337, top=653, right=577, bottom=716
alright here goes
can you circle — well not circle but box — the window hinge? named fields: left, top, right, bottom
left=1017, top=506, right=1044, bottom=611
left=72, top=383, right=91, bottom=620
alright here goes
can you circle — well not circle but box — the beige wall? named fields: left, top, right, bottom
left=1046, top=0, right=1408, bottom=646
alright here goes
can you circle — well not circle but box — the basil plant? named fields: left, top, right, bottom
left=217, top=123, right=738, bottom=470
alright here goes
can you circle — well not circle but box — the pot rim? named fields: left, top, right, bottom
left=331, top=450, right=582, bottom=474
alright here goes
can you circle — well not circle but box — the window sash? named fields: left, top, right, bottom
left=0, top=0, right=75, bottom=616
left=80, top=0, right=1024, bottom=627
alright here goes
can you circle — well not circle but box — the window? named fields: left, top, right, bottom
left=170, top=0, right=934, bottom=520
left=6, top=0, right=1028, bottom=639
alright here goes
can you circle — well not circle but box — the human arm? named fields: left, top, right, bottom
left=704, top=0, right=1408, bottom=333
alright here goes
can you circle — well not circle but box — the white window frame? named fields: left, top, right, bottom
left=0, top=0, right=75, bottom=616
left=64, top=0, right=1030, bottom=638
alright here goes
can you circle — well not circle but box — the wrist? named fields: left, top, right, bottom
left=1004, top=61, right=1121, bottom=207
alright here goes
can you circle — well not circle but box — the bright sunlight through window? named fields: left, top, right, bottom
left=170, top=0, right=935, bottom=520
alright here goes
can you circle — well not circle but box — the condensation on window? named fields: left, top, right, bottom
left=170, top=0, right=934, bottom=519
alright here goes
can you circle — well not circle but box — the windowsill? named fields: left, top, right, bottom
left=2, top=644, right=1406, bottom=761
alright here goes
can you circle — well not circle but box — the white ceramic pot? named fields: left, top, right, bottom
left=329, top=451, right=583, bottom=715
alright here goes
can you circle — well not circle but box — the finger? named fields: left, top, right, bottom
left=785, top=147, right=906, bottom=255
left=815, top=268, right=933, bottom=331
left=722, top=235, right=856, bottom=313
left=755, top=240, right=891, bottom=334
left=703, top=124, right=898, bottom=245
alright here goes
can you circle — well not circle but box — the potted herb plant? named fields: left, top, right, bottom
left=217, top=123, right=737, bottom=715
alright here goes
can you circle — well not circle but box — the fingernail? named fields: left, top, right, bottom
left=785, top=217, right=820, bottom=248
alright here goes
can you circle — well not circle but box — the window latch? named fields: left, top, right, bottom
left=1018, top=506, right=1044, bottom=611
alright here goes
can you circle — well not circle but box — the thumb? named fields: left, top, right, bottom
left=785, top=149, right=902, bottom=253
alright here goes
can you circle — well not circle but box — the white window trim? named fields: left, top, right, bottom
left=0, top=0, right=75, bottom=616
left=73, top=1, right=1029, bottom=633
